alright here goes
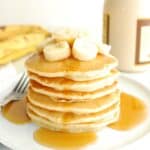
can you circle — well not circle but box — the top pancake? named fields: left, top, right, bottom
left=25, top=52, right=118, bottom=81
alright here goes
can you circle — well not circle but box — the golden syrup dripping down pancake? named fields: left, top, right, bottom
left=2, top=98, right=30, bottom=124
left=34, top=127, right=97, bottom=149
left=109, top=92, right=148, bottom=130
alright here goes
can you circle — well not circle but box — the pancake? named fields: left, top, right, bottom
left=27, top=88, right=120, bottom=114
left=30, top=80, right=118, bottom=100
left=25, top=53, right=118, bottom=81
left=27, top=102, right=119, bottom=124
left=28, top=69, right=119, bottom=92
left=27, top=108, right=119, bottom=133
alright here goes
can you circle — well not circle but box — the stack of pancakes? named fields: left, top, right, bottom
left=26, top=52, right=120, bottom=133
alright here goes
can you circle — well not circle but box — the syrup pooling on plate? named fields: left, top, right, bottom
left=2, top=98, right=30, bottom=124
left=34, top=128, right=97, bottom=149
left=109, top=92, right=148, bottom=130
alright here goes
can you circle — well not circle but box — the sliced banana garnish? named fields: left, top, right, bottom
left=43, top=40, right=71, bottom=61
left=42, top=28, right=111, bottom=62
left=72, top=37, right=98, bottom=61
left=38, top=37, right=54, bottom=50
left=52, top=28, right=90, bottom=46
left=97, top=43, right=111, bottom=55
left=52, top=28, right=76, bottom=45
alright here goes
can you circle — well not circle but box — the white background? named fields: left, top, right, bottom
left=0, top=0, right=104, bottom=41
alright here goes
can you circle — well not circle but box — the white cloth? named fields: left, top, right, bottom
left=0, top=63, right=18, bottom=103
left=0, top=63, right=17, bottom=149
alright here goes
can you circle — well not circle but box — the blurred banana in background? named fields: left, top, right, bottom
left=0, top=25, right=50, bottom=65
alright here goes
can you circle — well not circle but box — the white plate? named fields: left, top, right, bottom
left=0, top=75, right=150, bottom=150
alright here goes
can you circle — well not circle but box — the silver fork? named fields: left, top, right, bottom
left=0, top=72, right=29, bottom=106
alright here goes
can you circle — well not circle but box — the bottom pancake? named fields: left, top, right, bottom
left=27, top=108, right=119, bottom=133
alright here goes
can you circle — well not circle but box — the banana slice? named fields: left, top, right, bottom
left=38, top=37, right=54, bottom=50
left=43, top=40, right=71, bottom=61
left=52, top=28, right=90, bottom=46
left=97, top=43, right=111, bottom=55
left=72, top=37, right=98, bottom=61
left=52, top=28, right=76, bottom=45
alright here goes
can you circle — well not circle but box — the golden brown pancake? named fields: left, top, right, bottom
left=27, top=88, right=120, bottom=114
left=28, top=69, right=119, bottom=92
left=27, top=101, right=119, bottom=124
left=25, top=53, right=118, bottom=81
left=30, top=80, right=118, bottom=100
left=27, top=108, right=119, bottom=133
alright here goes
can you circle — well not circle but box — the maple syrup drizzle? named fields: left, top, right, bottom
left=34, top=128, right=97, bottom=149
left=1, top=92, right=148, bottom=149
left=2, top=98, right=30, bottom=124
left=109, top=92, right=147, bottom=130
